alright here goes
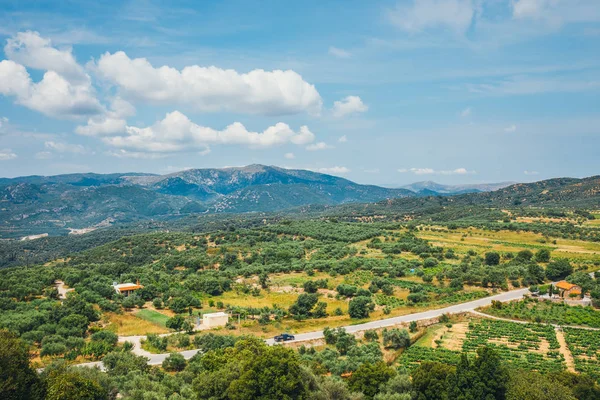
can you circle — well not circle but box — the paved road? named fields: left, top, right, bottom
left=76, top=286, right=529, bottom=368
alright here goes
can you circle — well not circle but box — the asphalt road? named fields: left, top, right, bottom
left=76, top=286, right=530, bottom=369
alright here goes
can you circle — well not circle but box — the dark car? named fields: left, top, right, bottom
left=274, top=333, right=295, bottom=342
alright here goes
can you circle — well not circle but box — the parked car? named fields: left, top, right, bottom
left=274, top=333, right=295, bottom=342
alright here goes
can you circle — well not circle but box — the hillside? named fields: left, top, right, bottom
left=328, top=176, right=600, bottom=218
left=0, top=165, right=414, bottom=238
left=401, top=180, right=516, bottom=195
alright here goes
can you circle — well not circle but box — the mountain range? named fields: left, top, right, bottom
left=1, top=165, right=598, bottom=240
left=400, top=181, right=516, bottom=195
left=0, top=165, right=414, bottom=238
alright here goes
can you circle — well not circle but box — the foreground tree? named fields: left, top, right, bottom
left=0, top=330, right=44, bottom=400
left=348, top=361, right=396, bottom=399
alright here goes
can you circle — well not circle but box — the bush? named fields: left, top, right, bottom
left=162, top=352, right=186, bottom=371
left=349, top=296, right=373, bottom=319
left=383, top=328, right=410, bottom=349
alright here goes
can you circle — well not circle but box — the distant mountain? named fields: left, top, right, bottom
left=401, top=180, right=516, bottom=195
left=327, top=176, right=600, bottom=218
left=0, top=165, right=414, bottom=238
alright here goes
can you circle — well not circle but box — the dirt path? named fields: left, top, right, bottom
left=555, top=328, right=576, bottom=373
left=54, top=280, right=73, bottom=300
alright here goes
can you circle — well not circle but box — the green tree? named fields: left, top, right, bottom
left=448, top=347, right=509, bottom=400
left=166, top=314, right=185, bottom=331
left=412, top=361, right=454, bottom=400
left=506, top=370, right=575, bottom=400
left=44, top=368, right=107, bottom=400
left=546, top=259, right=574, bottom=281
left=535, top=249, right=551, bottom=263
left=383, top=328, right=410, bottom=349
left=289, top=293, right=319, bottom=319
left=192, top=338, right=310, bottom=399
left=348, top=296, right=373, bottom=319
left=485, top=252, right=501, bottom=266
left=0, top=330, right=44, bottom=400
left=162, top=352, right=186, bottom=372
left=348, top=361, right=396, bottom=399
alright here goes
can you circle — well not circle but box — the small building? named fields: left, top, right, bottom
left=554, top=281, right=582, bottom=298
left=203, top=312, right=229, bottom=328
left=113, top=281, right=143, bottom=297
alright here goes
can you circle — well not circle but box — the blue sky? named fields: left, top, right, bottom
left=0, top=0, right=598, bottom=185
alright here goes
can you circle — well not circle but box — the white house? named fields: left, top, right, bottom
left=203, top=312, right=229, bottom=328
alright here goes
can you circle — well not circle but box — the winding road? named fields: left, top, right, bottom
left=76, top=286, right=530, bottom=369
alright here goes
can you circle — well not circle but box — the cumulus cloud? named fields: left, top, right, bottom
left=0, top=32, right=103, bottom=119
left=524, top=170, right=539, bottom=175
left=398, top=167, right=475, bottom=175
left=306, top=142, right=333, bottom=151
left=332, top=96, right=368, bottom=118
left=75, top=97, right=135, bottom=136
left=310, top=166, right=350, bottom=175
left=284, top=152, right=295, bottom=159
left=4, top=31, right=89, bottom=84
left=0, top=149, right=17, bottom=160
left=338, top=135, right=348, bottom=143
left=99, top=111, right=317, bottom=155
left=328, top=46, right=351, bottom=58
left=388, top=0, right=475, bottom=34
left=504, top=124, right=517, bottom=132
left=94, top=51, right=322, bottom=116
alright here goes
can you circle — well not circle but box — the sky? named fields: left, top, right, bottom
left=0, top=0, right=599, bottom=186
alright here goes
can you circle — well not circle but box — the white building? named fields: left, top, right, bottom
left=202, top=312, right=229, bottom=328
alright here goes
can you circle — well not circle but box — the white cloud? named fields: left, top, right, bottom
left=328, top=46, right=351, bottom=58
left=35, top=151, right=53, bottom=159
left=311, top=166, right=350, bottom=175
left=75, top=97, right=135, bottom=137
left=524, top=170, right=539, bottom=175
left=398, top=167, right=475, bottom=175
left=0, top=149, right=17, bottom=160
left=388, top=0, right=475, bottom=34
left=95, top=51, right=323, bottom=116
left=410, top=167, right=436, bottom=175
left=504, top=124, right=517, bottom=132
left=4, top=31, right=89, bottom=84
left=289, top=126, right=315, bottom=145
left=0, top=60, right=102, bottom=120
left=106, top=149, right=168, bottom=159
left=0, top=32, right=104, bottom=120
left=44, top=141, right=87, bottom=154
left=306, top=142, right=333, bottom=151
left=338, top=135, right=348, bottom=143
left=460, top=107, right=472, bottom=117
left=284, top=152, right=295, bottom=159
left=332, top=96, right=368, bottom=118
left=100, top=111, right=318, bottom=155
left=466, top=76, right=600, bottom=96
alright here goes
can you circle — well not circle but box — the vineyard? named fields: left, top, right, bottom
left=400, top=318, right=566, bottom=373
left=463, top=319, right=564, bottom=372
left=563, top=328, right=600, bottom=382
left=480, top=299, right=600, bottom=328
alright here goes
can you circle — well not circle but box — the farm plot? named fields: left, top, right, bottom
left=400, top=319, right=565, bottom=373
left=480, top=299, right=600, bottom=328
left=463, top=319, right=564, bottom=372
left=563, top=328, right=600, bottom=382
